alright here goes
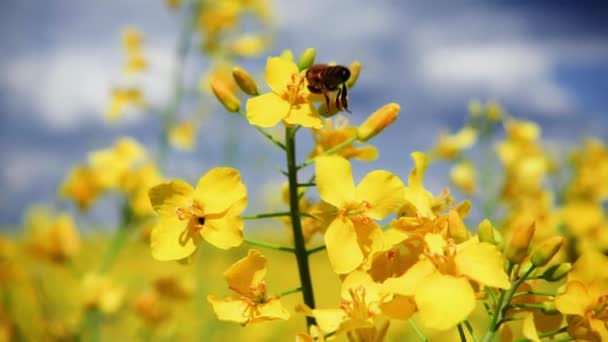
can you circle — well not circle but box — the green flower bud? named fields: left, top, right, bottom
left=297, top=48, right=316, bottom=71
left=530, top=236, right=564, bottom=267
left=541, top=262, right=572, bottom=282
left=232, top=67, right=259, bottom=96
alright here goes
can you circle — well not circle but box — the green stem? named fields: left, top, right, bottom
left=458, top=323, right=467, bottom=342
left=286, top=126, right=316, bottom=328
left=82, top=308, right=102, bottom=342
left=297, top=182, right=316, bottom=187
left=242, top=212, right=292, bottom=219
left=512, top=290, right=555, bottom=298
left=509, top=303, right=545, bottom=310
left=244, top=239, right=295, bottom=253
left=279, top=287, right=302, bottom=297
left=296, top=135, right=357, bottom=170
left=464, top=320, right=479, bottom=342
left=538, top=326, right=569, bottom=338
left=307, top=245, right=326, bottom=255
left=408, top=319, right=428, bottom=342
left=237, top=110, right=286, bottom=150
left=481, top=265, right=536, bottom=342
left=158, top=0, right=200, bottom=167
left=487, top=288, right=498, bottom=307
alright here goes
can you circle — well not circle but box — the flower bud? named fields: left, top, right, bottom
left=541, top=262, right=572, bottom=282
left=298, top=48, right=316, bottom=71
left=530, top=236, right=564, bottom=267
left=505, top=222, right=535, bottom=264
left=518, top=260, right=534, bottom=278
left=345, top=61, right=361, bottom=89
left=280, top=49, right=294, bottom=61
left=541, top=301, right=558, bottom=314
left=478, top=219, right=500, bottom=247
left=232, top=67, right=259, bottom=96
left=447, top=210, right=469, bottom=243
left=211, top=78, right=240, bottom=113
left=357, top=103, right=400, bottom=142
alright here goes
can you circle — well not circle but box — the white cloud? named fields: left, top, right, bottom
left=1, top=44, right=173, bottom=130
left=419, top=44, right=575, bottom=114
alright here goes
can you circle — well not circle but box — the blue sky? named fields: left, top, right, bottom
left=1, top=0, right=607, bottom=227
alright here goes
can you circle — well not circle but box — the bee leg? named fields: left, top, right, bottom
left=341, top=84, right=350, bottom=113
left=335, top=87, right=342, bottom=110
left=322, top=90, right=331, bottom=110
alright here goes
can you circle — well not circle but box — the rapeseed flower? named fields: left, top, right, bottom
left=148, top=167, right=247, bottom=261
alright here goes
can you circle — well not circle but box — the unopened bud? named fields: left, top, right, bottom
left=506, top=222, right=535, bottom=264
left=447, top=210, right=469, bottom=243
left=530, top=236, right=564, bottom=267
left=298, top=48, right=316, bottom=71
left=357, top=103, right=400, bottom=142
left=345, top=61, right=361, bottom=89
left=541, top=262, right=572, bottom=282
left=211, top=79, right=240, bottom=113
left=518, top=260, right=534, bottom=278
left=478, top=219, right=502, bottom=248
left=232, top=67, right=259, bottom=96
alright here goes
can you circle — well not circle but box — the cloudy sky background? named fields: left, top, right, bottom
left=1, top=0, right=607, bottom=228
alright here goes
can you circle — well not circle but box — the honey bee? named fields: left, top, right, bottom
left=305, top=64, right=351, bottom=113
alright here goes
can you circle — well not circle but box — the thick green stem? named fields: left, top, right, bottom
left=286, top=126, right=316, bottom=328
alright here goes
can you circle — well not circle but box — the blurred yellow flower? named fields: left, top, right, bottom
left=104, top=87, right=145, bottom=122
left=450, top=160, right=476, bottom=194
left=432, top=126, right=477, bottom=159
left=229, top=34, right=267, bottom=57
left=207, top=250, right=290, bottom=325
left=25, top=211, right=80, bottom=263
left=169, top=120, right=198, bottom=151
left=399, top=152, right=435, bottom=219
left=82, top=273, right=125, bottom=314
left=315, top=156, right=404, bottom=274
left=89, top=137, right=146, bottom=188
left=59, top=165, right=103, bottom=211
left=132, top=289, right=169, bottom=325
left=148, top=167, right=247, bottom=261
left=246, top=57, right=322, bottom=128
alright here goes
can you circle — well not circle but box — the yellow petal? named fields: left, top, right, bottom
left=149, top=180, right=194, bottom=217
left=150, top=217, right=199, bottom=261
left=521, top=312, right=541, bottom=342
left=324, top=217, right=363, bottom=274
left=207, top=295, right=249, bottom=324
left=381, top=259, right=436, bottom=296
left=223, top=249, right=267, bottom=295
left=415, top=273, right=476, bottom=331
left=201, top=215, right=243, bottom=249
left=255, top=299, right=291, bottom=322
left=379, top=295, right=416, bottom=320
left=555, top=281, right=593, bottom=316
left=352, top=145, right=379, bottom=161
left=246, top=92, right=289, bottom=127
left=284, top=103, right=323, bottom=128
left=312, top=309, right=347, bottom=333
left=194, top=167, right=247, bottom=215
left=455, top=242, right=510, bottom=289
left=355, top=170, right=405, bottom=220
left=341, top=271, right=379, bottom=303
left=315, top=156, right=356, bottom=207
left=265, top=56, right=298, bottom=94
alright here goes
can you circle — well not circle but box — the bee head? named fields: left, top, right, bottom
left=336, top=66, right=351, bottom=82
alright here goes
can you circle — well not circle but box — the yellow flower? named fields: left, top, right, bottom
left=121, top=27, right=143, bottom=55
left=132, top=289, right=169, bottom=325
left=124, top=51, right=147, bottom=75
left=310, top=116, right=378, bottom=162
left=432, top=127, right=477, bottom=159
left=207, top=250, right=290, bottom=325
left=121, top=163, right=163, bottom=217
left=556, top=252, right=608, bottom=332
left=450, top=160, right=476, bottom=194
left=104, top=87, right=145, bottom=122
left=306, top=271, right=397, bottom=341
left=89, top=137, right=146, bottom=188
left=169, top=120, right=198, bottom=151
left=399, top=152, right=435, bottom=219
left=246, top=57, right=322, bottom=128
left=566, top=138, right=608, bottom=203
left=228, top=34, right=267, bottom=57
left=148, top=167, right=247, bottom=261
left=59, top=165, right=103, bottom=211
left=82, top=273, right=125, bottom=314
left=25, top=211, right=80, bottom=263
left=315, top=156, right=405, bottom=274
left=382, top=234, right=510, bottom=331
